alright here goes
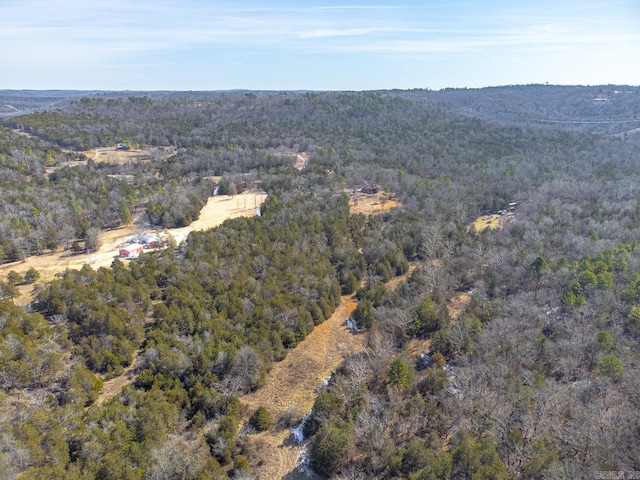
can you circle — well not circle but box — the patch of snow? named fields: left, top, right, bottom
left=417, top=352, right=431, bottom=370
left=290, top=416, right=316, bottom=477
left=346, top=317, right=359, bottom=332
left=291, top=413, right=310, bottom=445
left=444, top=364, right=461, bottom=397
left=295, top=445, right=315, bottom=477
left=571, top=379, right=591, bottom=388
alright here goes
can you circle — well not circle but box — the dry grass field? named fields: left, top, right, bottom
left=1, top=191, right=267, bottom=306
left=349, top=190, right=400, bottom=215
left=43, top=145, right=177, bottom=176
left=470, top=212, right=514, bottom=233
left=240, top=294, right=361, bottom=480
left=239, top=264, right=419, bottom=480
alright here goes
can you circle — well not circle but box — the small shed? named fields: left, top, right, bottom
left=128, top=233, right=159, bottom=248
left=119, top=243, right=143, bottom=258
left=141, top=233, right=159, bottom=248
left=360, top=184, right=379, bottom=195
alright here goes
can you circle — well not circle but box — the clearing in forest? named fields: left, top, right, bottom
left=41, top=145, right=177, bottom=175
left=240, top=294, right=361, bottom=480
left=348, top=190, right=400, bottom=215
left=470, top=212, right=514, bottom=233
left=293, top=152, right=308, bottom=170
left=1, top=191, right=268, bottom=306
left=240, top=265, right=418, bottom=480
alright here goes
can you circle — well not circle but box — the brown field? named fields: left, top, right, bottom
left=239, top=264, right=419, bottom=480
left=87, top=145, right=176, bottom=164
left=470, top=212, right=514, bottom=233
left=43, top=145, right=177, bottom=176
left=349, top=190, right=400, bottom=215
left=240, top=294, right=361, bottom=480
left=1, top=191, right=267, bottom=306
left=293, top=152, right=308, bottom=170
left=242, top=296, right=362, bottom=421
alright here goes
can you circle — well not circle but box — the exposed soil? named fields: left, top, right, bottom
left=239, top=264, right=420, bottom=480
left=240, top=294, right=361, bottom=480
left=94, top=354, right=139, bottom=407
left=470, top=212, right=514, bottom=233
left=293, top=152, right=308, bottom=170
left=348, top=190, right=400, bottom=215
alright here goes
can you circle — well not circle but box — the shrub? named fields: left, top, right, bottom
left=310, top=419, right=352, bottom=477
left=249, top=406, right=273, bottom=432
left=596, top=354, right=623, bottom=378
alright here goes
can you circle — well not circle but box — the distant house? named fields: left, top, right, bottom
left=128, top=233, right=159, bottom=248
left=116, top=143, right=130, bottom=150
left=119, top=243, right=143, bottom=258
left=140, top=233, right=159, bottom=248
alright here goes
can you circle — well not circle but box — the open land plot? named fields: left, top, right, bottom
left=1, top=191, right=267, bottom=306
left=43, top=145, right=177, bottom=175
left=239, top=298, right=360, bottom=480
left=239, top=263, right=420, bottom=480
left=348, top=190, right=400, bottom=215
left=470, top=212, right=515, bottom=233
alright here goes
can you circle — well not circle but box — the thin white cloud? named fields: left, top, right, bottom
left=298, top=27, right=401, bottom=39
left=307, top=5, right=405, bottom=11
left=339, top=33, right=640, bottom=55
left=1, top=0, right=638, bottom=89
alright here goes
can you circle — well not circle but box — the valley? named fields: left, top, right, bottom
left=1, top=87, right=639, bottom=479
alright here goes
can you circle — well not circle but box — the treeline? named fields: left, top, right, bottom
left=404, top=84, right=640, bottom=135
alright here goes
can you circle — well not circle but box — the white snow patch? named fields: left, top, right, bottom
left=290, top=415, right=315, bottom=477
left=346, top=317, right=359, bottom=332
left=444, top=364, right=461, bottom=397
left=291, top=413, right=310, bottom=445
left=295, top=445, right=315, bottom=476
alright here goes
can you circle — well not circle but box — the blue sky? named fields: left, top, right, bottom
left=2, top=0, right=639, bottom=90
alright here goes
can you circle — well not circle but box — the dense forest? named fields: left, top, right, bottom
left=1, top=86, right=639, bottom=479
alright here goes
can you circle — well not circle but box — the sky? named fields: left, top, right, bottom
left=1, top=0, right=639, bottom=91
